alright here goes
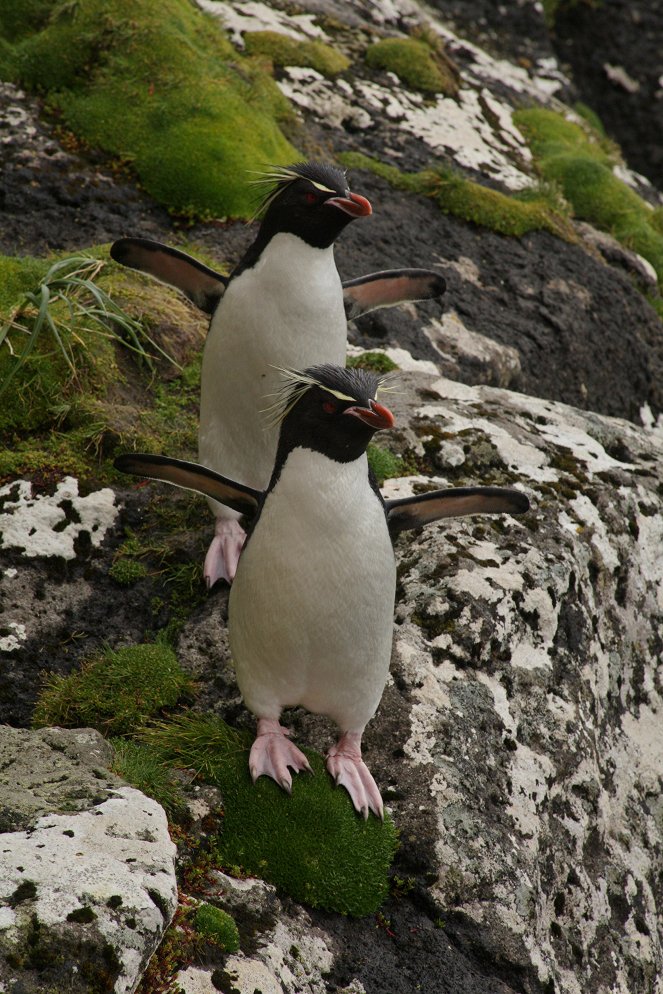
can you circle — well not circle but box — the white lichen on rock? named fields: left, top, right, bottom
left=0, top=477, right=118, bottom=559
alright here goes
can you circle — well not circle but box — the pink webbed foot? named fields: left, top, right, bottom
left=249, top=719, right=312, bottom=793
left=204, top=518, right=246, bottom=588
left=327, top=731, right=383, bottom=820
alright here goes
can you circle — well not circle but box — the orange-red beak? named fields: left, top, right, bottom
left=326, top=192, right=372, bottom=218
left=344, top=399, right=394, bottom=431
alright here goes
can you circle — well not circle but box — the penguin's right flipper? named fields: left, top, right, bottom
left=385, top=486, right=530, bottom=535
left=114, top=453, right=261, bottom=518
left=110, top=238, right=227, bottom=314
left=343, top=269, right=446, bottom=321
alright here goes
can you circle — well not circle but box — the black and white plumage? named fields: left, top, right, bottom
left=110, top=162, right=446, bottom=587
left=115, top=365, right=529, bottom=818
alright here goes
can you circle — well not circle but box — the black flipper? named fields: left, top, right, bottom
left=110, top=238, right=228, bottom=314
left=114, top=453, right=262, bottom=518
left=343, top=269, right=446, bottom=321
left=386, top=486, right=530, bottom=535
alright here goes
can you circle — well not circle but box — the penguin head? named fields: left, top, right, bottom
left=253, top=162, right=372, bottom=249
left=269, top=364, right=395, bottom=464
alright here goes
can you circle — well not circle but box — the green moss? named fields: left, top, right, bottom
left=1, top=0, right=296, bottom=219
left=32, top=643, right=193, bottom=736
left=515, top=107, right=663, bottom=285
left=338, top=151, right=575, bottom=241
left=108, top=557, right=149, bottom=586
left=110, top=738, right=185, bottom=816
left=144, top=713, right=398, bottom=917
left=347, top=351, right=399, bottom=373
left=244, top=30, right=349, bottom=78
left=365, top=37, right=457, bottom=96
left=193, top=904, right=240, bottom=952
left=367, top=444, right=405, bottom=485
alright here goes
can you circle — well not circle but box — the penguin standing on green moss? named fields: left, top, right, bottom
left=111, top=162, right=446, bottom=587
left=115, top=364, right=529, bottom=818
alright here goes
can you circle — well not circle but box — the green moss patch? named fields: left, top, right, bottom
left=244, top=30, right=349, bottom=78
left=144, top=713, right=398, bottom=917
left=193, top=904, right=240, bottom=952
left=1, top=0, right=296, bottom=219
left=32, top=643, right=193, bottom=736
left=515, top=107, right=663, bottom=284
left=365, top=37, right=458, bottom=96
left=339, top=151, right=575, bottom=241
left=368, top=444, right=406, bottom=485
left=347, top=351, right=399, bottom=373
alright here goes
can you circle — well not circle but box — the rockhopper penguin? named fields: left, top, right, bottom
left=115, top=365, right=530, bottom=818
left=111, top=162, right=447, bottom=587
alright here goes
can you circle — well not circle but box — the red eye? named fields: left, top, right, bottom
left=322, top=400, right=337, bottom=414
left=305, top=191, right=317, bottom=205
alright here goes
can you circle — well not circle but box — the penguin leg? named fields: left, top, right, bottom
left=326, top=731, right=383, bottom=820
left=249, top=718, right=312, bottom=793
left=204, top=517, right=246, bottom=587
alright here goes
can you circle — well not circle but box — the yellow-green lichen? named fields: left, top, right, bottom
left=144, top=712, right=398, bottom=917
left=365, top=37, right=458, bottom=96
left=339, top=151, right=575, bottom=240
left=244, top=30, right=349, bottom=77
left=515, top=106, right=663, bottom=285
left=1, top=0, right=296, bottom=219
left=32, top=643, right=194, bottom=736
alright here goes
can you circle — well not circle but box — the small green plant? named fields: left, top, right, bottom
left=347, top=351, right=399, bottom=373
left=365, top=37, right=457, bottom=96
left=143, top=712, right=399, bottom=917
left=109, top=558, right=149, bottom=586
left=110, top=738, right=186, bottom=816
left=0, top=255, right=179, bottom=404
left=192, top=904, right=240, bottom=952
left=32, top=643, right=193, bottom=736
left=244, top=30, right=349, bottom=77
left=368, top=444, right=405, bottom=485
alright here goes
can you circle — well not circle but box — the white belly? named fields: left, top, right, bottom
left=229, top=449, right=396, bottom=732
left=199, top=234, right=347, bottom=518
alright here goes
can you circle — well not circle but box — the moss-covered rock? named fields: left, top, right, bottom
left=0, top=0, right=296, bottom=219
left=32, top=643, right=193, bottom=736
left=365, top=37, right=458, bottom=96
left=145, top=713, right=398, bottom=917
left=339, top=151, right=575, bottom=240
left=244, top=30, right=349, bottom=78
left=515, top=107, right=663, bottom=283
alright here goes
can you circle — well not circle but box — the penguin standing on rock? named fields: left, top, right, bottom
left=111, top=162, right=447, bottom=587
left=115, top=364, right=530, bottom=818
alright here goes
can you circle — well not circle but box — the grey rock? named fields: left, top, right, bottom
left=0, top=727, right=177, bottom=994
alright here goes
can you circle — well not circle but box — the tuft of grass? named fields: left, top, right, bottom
left=1, top=0, right=296, bottom=220
left=368, top=444, right=405, bottom=485
left=244, top=30, right=349, bottom=78
left=365, top=37, right=458, bottom=96
left=110, top=738, right=186, bottom=816
left=192, top=904, right=240, bottom=952
left=108, top=557, right=149, bottom=586
left=347, top=351, right=399, bottom=374
left=32, top=643, right=194, bottom=736
left=338, top=151, right=576, bottom=241
left=143, top=712, right=398, bottom=917
left=515, top=106, right=663, bottom=285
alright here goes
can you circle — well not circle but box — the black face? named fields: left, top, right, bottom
left=273, top=364, right=394, bottom=469
left=257, top=162, right=372, bottom=249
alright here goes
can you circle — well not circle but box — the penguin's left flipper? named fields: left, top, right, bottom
left=114, top=453, right=261, bottom=519
left=110, top=238, right=227, bottom=314
left=385, top=486, right=530, bottom=535
left=343, top=269, right=446, bottom=321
